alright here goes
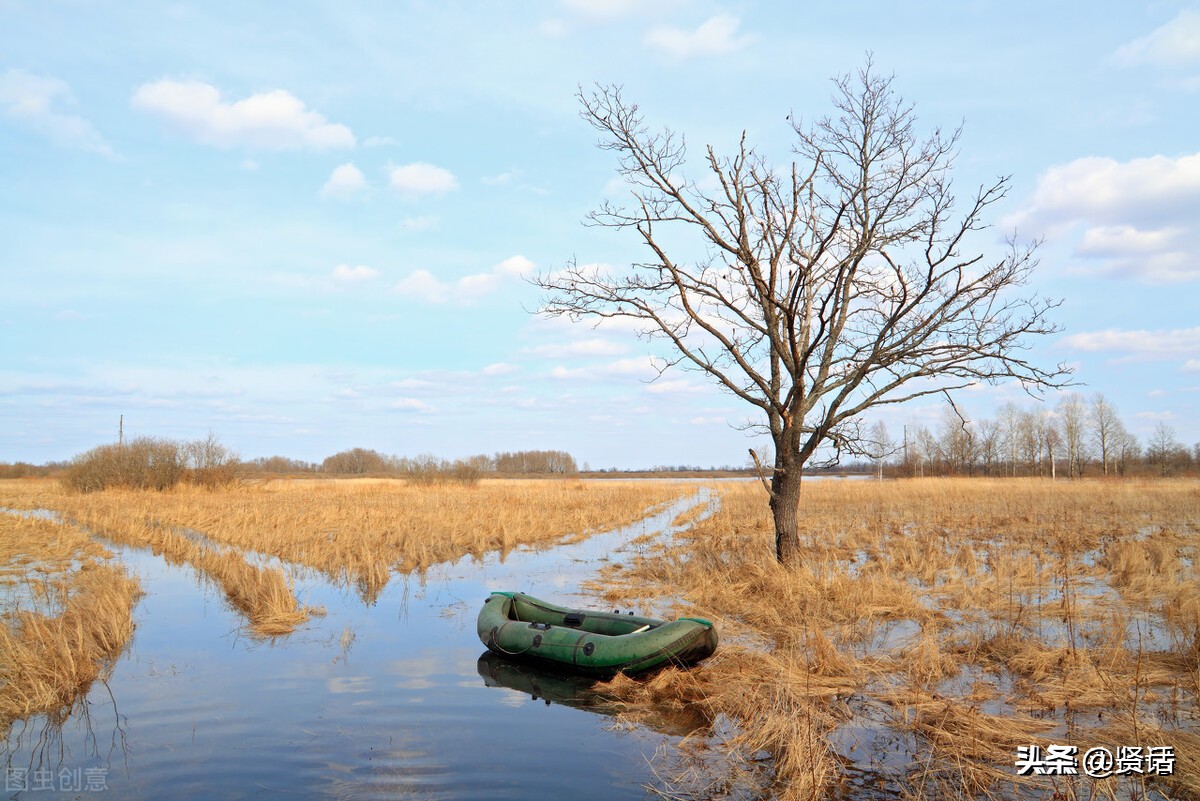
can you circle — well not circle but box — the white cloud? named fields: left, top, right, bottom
left=0, top=69, right=113, bottom=156
left=1115, top=9, right=1200, bottom=68
left=481, top=363, right=518, bottom=376
left=331, top=264, right=379, bottom=282
left=393, top=255, right=534, bottom=304
left=240, top=158, right=259, bottom=171
left=1061, top=327, right=1200, bottom=358
left=1008, top=152, right=1200, bottom=282
left=562, top=0, right=641, bottom=20
left=548, top=356, right=663, bottom=382
left=362, top=135, right=399, bottom=147
left=645, top=378, right=705, bottom=395
left=525, top=338, right=628, bottom=358
left=389, top=398, right=432, bottom=412
left=131, top=80, right=355, bottom=150
left=495, top=255, right=535, bottom=276
left=320, top=162, right=367, bottom=199
left=644, top=15, right=754, bottom=59
left=400, top=215, right=438, bottom=230
left=482, top=170, right=518, bottom=186
left=1183, top=359, right=1200, bottom=373
left=393, top=269, right=450, bottom=304
left=388, top=162, right=458, bottom=196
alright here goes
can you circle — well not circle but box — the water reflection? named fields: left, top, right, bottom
left=477, top=652, right=710, bottom=739
left=2, top=488, right=716, bottom=800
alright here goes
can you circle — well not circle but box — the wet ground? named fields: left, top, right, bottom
left=2, top=488, right=716, bottom=800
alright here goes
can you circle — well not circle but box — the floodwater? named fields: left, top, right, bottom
left=2, top=488, right=717, bottom=800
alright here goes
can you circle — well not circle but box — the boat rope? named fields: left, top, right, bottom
left=487, top=631, right=533, bottom=656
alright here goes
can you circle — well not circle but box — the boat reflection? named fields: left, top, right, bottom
left=476, top=652, right=709, bottom=738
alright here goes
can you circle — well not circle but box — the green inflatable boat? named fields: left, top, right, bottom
left=476, top=591, right=717, bottom=675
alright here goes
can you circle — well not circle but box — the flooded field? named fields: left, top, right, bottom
left=1, top=483, right=714, bottom=800
left=6, top=477, right=1200, bottom=800
left=594, top=478, right=1200, bottom=801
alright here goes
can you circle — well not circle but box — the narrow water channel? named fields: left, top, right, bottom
left=2, top=487, right=716, bottom=800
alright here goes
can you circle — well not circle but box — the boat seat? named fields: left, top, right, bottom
left=563, top=612, right=586, bottom=628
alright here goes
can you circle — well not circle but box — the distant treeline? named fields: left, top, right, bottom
left=245, top=447, right=580, bottom=478
left=874, top=395, right=1200, bottom=479
left=0, top=440, right=584, bottom=491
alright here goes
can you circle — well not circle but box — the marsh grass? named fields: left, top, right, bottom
left=594, top=478, right=1200, bottom=800
left=20, top=514, right=315, bottom=638
left=1, top=475, right=689, bottom=635
left=2, top=478, right=690, bottom=605
left=0, top=514, right=141, bottom=738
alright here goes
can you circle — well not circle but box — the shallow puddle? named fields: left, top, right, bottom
left=2, top=487, right=715, bottom=800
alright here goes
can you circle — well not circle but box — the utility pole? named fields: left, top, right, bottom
left=119, top=414, right=124, bottom=447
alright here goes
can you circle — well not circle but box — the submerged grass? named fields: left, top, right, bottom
left=0, top=514, right=141, bottom=738
left=593, top=478, right=1200, bottom=800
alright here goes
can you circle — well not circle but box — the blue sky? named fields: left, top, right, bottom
left=2, top=1, right=1198, bottom=468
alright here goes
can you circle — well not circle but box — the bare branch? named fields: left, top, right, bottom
left=536, top=67, right=1070, bottom=562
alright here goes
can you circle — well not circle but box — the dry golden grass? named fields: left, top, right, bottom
left=0, top=513, right=141, bottom=737
left=0, top=477, right=690, bottom=605
left=594, top=478, right=1200, bottom=800
left=48, top=515, right=317, bottom=638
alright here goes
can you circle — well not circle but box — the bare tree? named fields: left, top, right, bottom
left=1089, top=393, right=1120, bottom=476
left=976, top=417, right=1001, bottom=476
left=1115, top=427, right=1140, bottom=476
left=1147, top=422, right=1182, bottom=477
left=867, top=420, right=892, bottom=479
left=536, top=63, right=1068, bottom=562
left=1045, top=423, right=1061, bottom=480
left=937, top=403, right=977, bottom=475
left=996, top=401, right=1022, bottom=476
left=912, top=425, right=937, bottom=478
left=1056, top=393, right=1089, bottom=478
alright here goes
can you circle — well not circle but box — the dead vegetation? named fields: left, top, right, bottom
left=593, top=478, right=1200, bottom=800
left=1, top=477, right=689, bottom=606
left=0, top=514, right=141, bottom=738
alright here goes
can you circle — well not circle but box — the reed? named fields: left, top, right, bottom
left=42, top=515, right=315, bottom=638
left=2, top=477, right=690, bottom=604
left=0, top=514, right=141, bottom=737
left=594, top=478, right=1200, bottom=800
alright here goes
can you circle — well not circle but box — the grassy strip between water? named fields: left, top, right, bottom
left=74, top=516, right=318, bottom=638
left=0, top=514, right=142, bottom=738
left=592, top=478, right=1200, bottom=801
left=0, top=477, right=692, bottom=605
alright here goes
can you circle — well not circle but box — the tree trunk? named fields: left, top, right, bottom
left=771, top=455, right=803, bottom=563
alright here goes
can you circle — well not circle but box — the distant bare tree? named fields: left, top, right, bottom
left=1056, top=393, right=1089, bottom=478
left=1148, top=422, right=1182, bottom=477
left=976, top=417, right=1001, bottom=475
left=322, top=448, right=389, bottom=475
left=1045, top=424, right=1061, bottom=480
left=1115, top=427, right=1140, bottom=476
left=912, top=425, right=937, bottom=478
left=867, top=420, right=893, bottom=479
left=997, top=402, right=1022, bottom=476
left=183, top=432, right=241, bottom=488
left=1017, top=407, right=1050, bottom=475
left=937, top=404, right=977, bottom=475
left=537, top=63, right=1069, bottom=561
left=1089, top=393, right=1120, bottom=476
